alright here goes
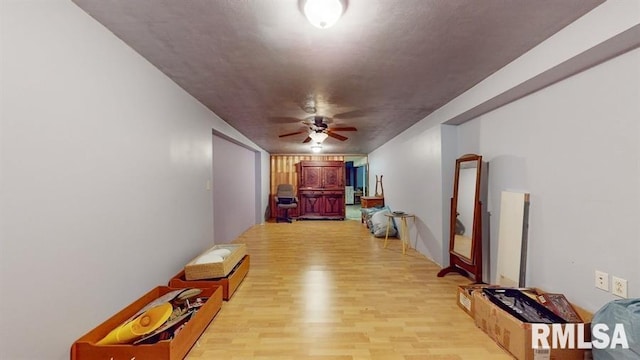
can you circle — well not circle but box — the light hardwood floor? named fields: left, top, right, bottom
left=187, top=220, right=512, bottom=360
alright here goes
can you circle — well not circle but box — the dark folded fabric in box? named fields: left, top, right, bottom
left=483, top=288, right=567, bottom=324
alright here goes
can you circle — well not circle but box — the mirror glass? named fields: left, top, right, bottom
left=452, top=162, right=478, bottom=260
left=450, top=155, right=482, bottom=264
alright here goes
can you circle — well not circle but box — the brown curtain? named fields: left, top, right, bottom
left=269, top=155, right=344, bottom=218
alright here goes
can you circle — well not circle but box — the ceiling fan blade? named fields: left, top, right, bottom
left=327, top=131, right=348, bottom=141
left=329, top=126, right=357, bottom=132
left=302, top=136, right=312, bottom=143
left=278, top=130, right=306, bottom=138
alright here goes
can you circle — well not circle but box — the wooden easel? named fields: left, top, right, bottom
left=374, top=175, right=384, bottom=197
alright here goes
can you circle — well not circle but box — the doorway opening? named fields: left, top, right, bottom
left=344, top=155, right=368, bottom=220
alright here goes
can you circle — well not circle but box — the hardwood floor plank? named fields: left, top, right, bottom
left=186, top=220, right=512, bottom=359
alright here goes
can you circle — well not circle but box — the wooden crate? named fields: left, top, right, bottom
left=170, top=255, right=250, bottom=300
left=185, top=244, right=247, bottom=280
left=71, top=285, right=222, bottom=360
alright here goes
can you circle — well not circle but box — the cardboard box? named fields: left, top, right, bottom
left=457, top=284, right=502, bottom=318
left=170, top=255, right=250, bottom=300
left=473, top=290, right=592, bottom=360
left=184, top=244, right=247, bottom=280
left=71, top=285, right=223, bottom=360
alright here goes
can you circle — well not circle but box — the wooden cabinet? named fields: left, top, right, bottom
left=360, top=196, right=385, bottom=224
left=361, top=196, right=384, bottom=209
left=299, top=162, right=344, bottom=189
left=297, top=161, right=345, bottom=220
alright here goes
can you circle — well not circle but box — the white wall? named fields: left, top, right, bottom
left=368, top=1, right=639, bottom=311
left=0, top=1, right=268, bottom=359
left=458, top=47, right=640, bottom=311
left=368, top=125, right=446, bottom=264
left=212, top=134, right=257, bottom=243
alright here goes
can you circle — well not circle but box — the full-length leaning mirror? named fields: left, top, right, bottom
left=437, top=154, right=483, bottom=283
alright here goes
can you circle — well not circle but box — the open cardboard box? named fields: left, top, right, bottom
left=170, top=255, right=250, bottom=300
left=473, top=289, right=593, bottom=360
left=71, top=285, right=223, bottom=360
left=457, top=284, right=502, bottom=318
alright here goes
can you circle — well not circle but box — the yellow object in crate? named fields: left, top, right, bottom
left=97, top=302, right=173, bottom=345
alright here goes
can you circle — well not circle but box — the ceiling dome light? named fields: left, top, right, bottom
left=310, top=143, right=323, bottom=153
left=309, top=132, right=329, bottom=143
left=304, top=0, right=343, bottom=29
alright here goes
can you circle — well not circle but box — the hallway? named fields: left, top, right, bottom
left=187, top=220, right=510, bottom=359
left=345, top=204, right=362, bottom=221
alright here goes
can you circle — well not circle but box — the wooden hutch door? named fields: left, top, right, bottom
left=301, top=166, right=322, bottom=188
left=322, top=191, right=344, bottom=217
left=322, top=165, right=344, bottom=188
left=300, top=192, right=323, bottom=216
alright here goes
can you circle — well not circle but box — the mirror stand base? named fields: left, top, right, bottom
left=437, top=265, right=469, bottom=278
left=437, top=265, right=484, bottom=284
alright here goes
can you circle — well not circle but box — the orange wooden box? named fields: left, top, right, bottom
left=70, top=285, right=223, bottom=360
left=169, top=255, right=250, bottom=301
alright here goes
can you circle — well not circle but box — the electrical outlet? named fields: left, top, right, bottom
left=612, top=276, right=628, bottom=298
left=595, top=270, right=609, bottom=291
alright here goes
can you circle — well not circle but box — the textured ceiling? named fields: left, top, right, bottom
left=72, top=0, right=603, bottom=154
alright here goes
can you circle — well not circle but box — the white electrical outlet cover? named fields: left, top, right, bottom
left=612, top=276, right=628, bottom=298
left=595, top=270, right=609, bottom=291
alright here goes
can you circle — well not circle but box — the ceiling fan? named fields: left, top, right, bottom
left=278, top=116, right=357, bottom=143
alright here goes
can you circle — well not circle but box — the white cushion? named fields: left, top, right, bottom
left=194, top=252, right=224, bottom=264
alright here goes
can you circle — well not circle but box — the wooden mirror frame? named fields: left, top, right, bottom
left=437, top=154, right=483, bottom=283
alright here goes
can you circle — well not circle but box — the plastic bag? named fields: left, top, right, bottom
left=592, top=299, right=640, bottom=359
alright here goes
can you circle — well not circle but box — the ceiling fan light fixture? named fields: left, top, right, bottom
left=310, top=143, right=323, bottom=153
left=303, top=0, right=343, bottom=29
left=309, top=132, right=329, bottom=143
